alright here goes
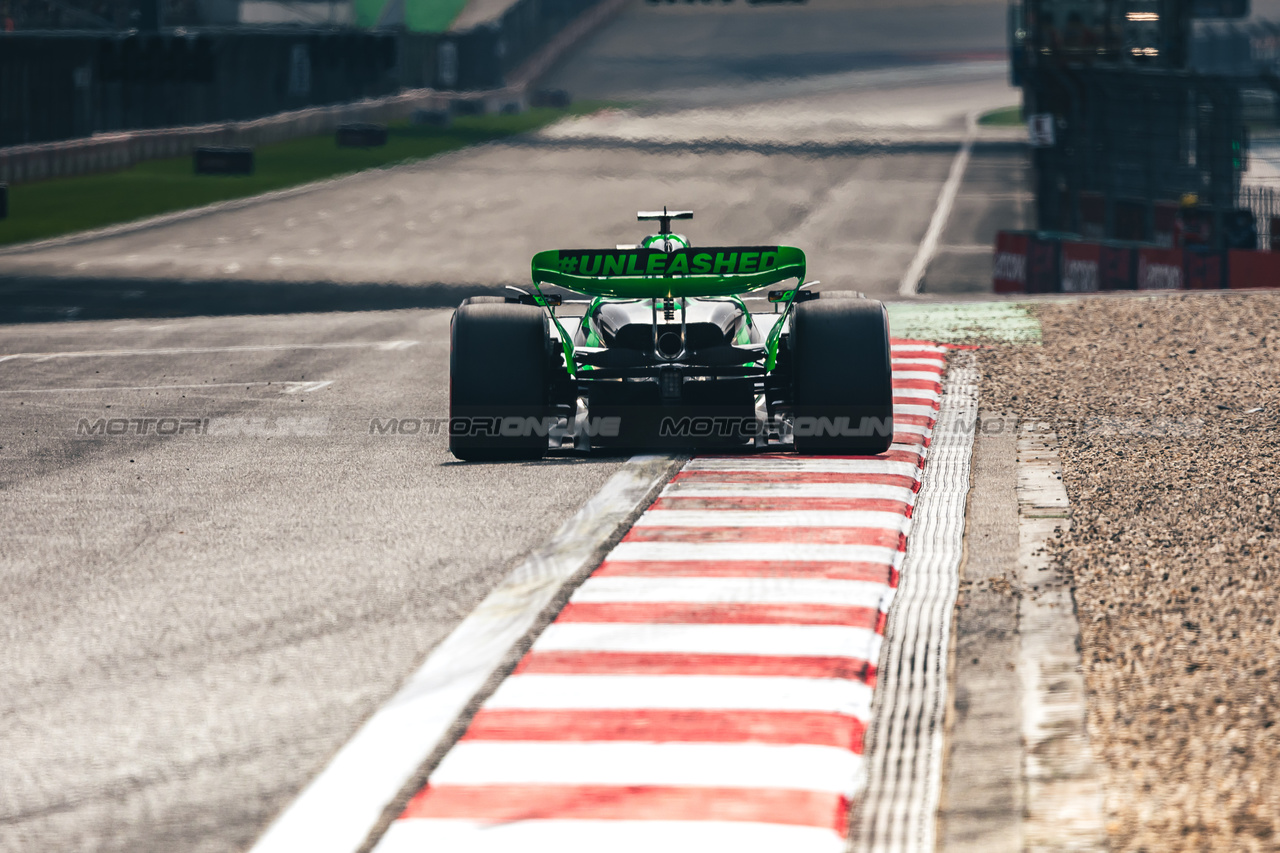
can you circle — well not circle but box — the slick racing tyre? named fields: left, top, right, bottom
left=449, top=300, right=552, bottom=461
left=790, top=295, right=894, bottom=455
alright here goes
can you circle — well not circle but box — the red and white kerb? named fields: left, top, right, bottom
left=374, top=340, right=949, bottom=853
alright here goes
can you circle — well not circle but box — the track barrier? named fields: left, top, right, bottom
left=993, top=231, right=1029, bottom=293
left=1099, top=242, right=1135, bottom=291
left=993, top=230, right=1280, bottom=292
left=0, top=0, right=626, bottom=186
left=335, top=123, right=388, bottom=147
left=1027, top=234, right=1060, bottom=293
left=194, top=146, right=254, bottom=174
left=1136, top=247, right=1184, bottom=290
left=1059, top=239, right=1100, bottom=292
left=1227, top=248, right=1280, bottom=289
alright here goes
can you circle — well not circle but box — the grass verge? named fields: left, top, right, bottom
left=978, top=105, right=1023, bottom=127
left=0, top=103, right=607, bottom=248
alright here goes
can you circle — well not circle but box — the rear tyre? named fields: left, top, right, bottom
left=790, top=297, right=894, bottom=455
left=449, top=301, right=552, bottom=461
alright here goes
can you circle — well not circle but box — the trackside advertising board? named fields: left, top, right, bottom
left=1027, top=237, right=1058, bottom=293
left=1059, top=241, right=1101, bottom=292
left=1099, top=243, right=1135, bottom=290
left=1137, top=247, right=1184, bottom=290
left=993, top=231, right=1029, bottom=293
left=992, top=230, right=1280, bottom=291
left=1184, top=251, right=1224, bottom=290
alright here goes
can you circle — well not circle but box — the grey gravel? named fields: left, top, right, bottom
left=981, top=291, right=1280, bottom=851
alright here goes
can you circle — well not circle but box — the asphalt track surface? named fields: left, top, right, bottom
left=0, top=311, right=629, bottom=852
left=1, top=1, right=1030, bottom=850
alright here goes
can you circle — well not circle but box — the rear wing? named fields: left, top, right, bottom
left=530, top=246, right=806, bottom=298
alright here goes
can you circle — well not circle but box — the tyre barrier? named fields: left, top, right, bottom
left=0, top=89, right=452, bottom=186
left=335, top=123, right=389, bottom=147
left=194, top=147, right=254, bottom=175
left=992, top=230, right=1280, bottom=292
left=529, top=88, right=572, bottom=108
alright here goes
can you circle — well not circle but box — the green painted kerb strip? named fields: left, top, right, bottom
left=356, top=0, right=467, bottom=30
left=887, top=301, right=1042, bottom=344
left=406, top=0, right=469, bottom=32
left=353, top=0, right=386, bottom=27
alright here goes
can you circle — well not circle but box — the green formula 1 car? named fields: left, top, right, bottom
left=449, top=209, right=893, bottom=460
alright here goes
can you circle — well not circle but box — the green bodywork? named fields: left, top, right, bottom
left=528, top=245, right=809, bottom=379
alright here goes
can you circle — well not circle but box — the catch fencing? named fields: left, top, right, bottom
left=0, top=30, right=404, bottom=148
left=0, top=0, right=610, bottom=149
left=1239, top=184, right=1280, bottom=250
left=1027, top=67, right=1245, bottom=237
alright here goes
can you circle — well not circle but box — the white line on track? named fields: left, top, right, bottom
left=532, top=623, right=884, bottom=659
left=685, top=460, right=922, bottom=477
left=486, top=674, right=875, bottom=716
left=246, top=454, right=679, bottom=853
left=0, top=340, right=418, bottom=364
left=895, top=404, right=941, bottom=419
left=429, top=741, right=864, bottom=793
left=894, top=388, right=942, bottom=403
left=632, top=510, right=910, bottom=529
left=571, top=576, right=892, bottom=607
left=608, top=542, right=904, bottom=565
left=0, top=379, right=331, bottom=395
left=897, top=111, right=979, bottom=297
left=661, top=483, right=918, bottom=502
left=374, top=818, right=848, bottom=853
left=283, top=380, right=336, bottom=394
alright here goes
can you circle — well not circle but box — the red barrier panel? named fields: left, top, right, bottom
left=1027, top=237, right=1059, bottom=293
left=1228, top=249, right=1280, bottom=289
left=1183, top=251, right=1224, bottom=290
left=992, top=231, right=1029, bottom=293
left=1099, top=243, right=1135, bottom=290
left=1059, top=241, right=1101, bottom=292
left=1153, top=201, right=1179, bottom=248
left=1079, top=192, right=1105, bottom=239
left=1137, top=247, right=1184, bottom=290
